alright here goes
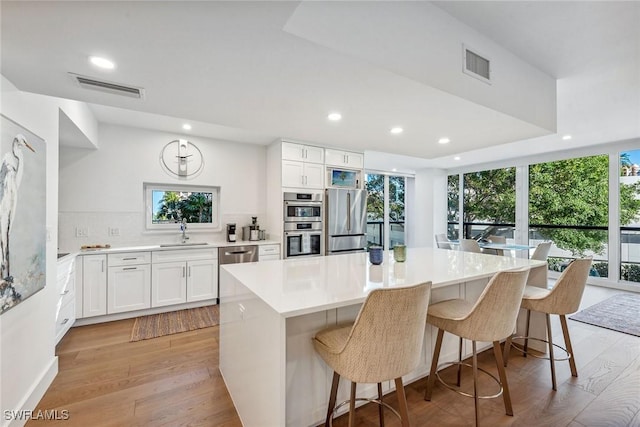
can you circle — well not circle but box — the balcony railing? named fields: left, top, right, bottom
left=366, top=220, right=405, bottom=248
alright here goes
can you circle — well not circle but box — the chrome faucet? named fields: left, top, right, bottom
left=180, top=218, right=189, bottom=243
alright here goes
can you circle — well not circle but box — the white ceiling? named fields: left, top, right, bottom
left=1, top=1, right=638, bottom=173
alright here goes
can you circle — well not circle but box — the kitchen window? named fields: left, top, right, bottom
left=144, top=183, right=220, bottom=230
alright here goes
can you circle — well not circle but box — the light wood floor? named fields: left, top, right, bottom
left=28, top=285, right=640, bottom=427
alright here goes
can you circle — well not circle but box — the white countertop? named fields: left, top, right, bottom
left=221, top=247, right=546, bottom=318
left=72, top=239, right=280, bottom=255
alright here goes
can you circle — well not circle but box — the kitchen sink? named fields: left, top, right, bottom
left=159, top=242, right=209, bottom=247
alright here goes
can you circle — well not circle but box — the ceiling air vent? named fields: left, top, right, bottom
left=69, top=73, right=145, bottom=99
left=462, top=45, right=491, bottom=84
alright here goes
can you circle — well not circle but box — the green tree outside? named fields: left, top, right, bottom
left=154, top=191, right=213, bottom=224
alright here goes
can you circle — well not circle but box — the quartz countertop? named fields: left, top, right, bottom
left=220, top=247, right=546, bottom=318
left=71, top=239, right=280, bottom=255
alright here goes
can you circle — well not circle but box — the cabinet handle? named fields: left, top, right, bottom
left=61, top=318, right=69, bottom=325
left=123, top=267, right=137, bottom=271
left=61, top=289, right=70, bottom=296
left=188, top=266, right=191, bottom=277
left=101, top=260, right=105, bottom=272
left=182, top=266, right=186, bottom=277
left=122, top=257, right=138, bottom=261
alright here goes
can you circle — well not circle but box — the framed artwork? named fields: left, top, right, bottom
left=0, top=114, right=46, bottom=314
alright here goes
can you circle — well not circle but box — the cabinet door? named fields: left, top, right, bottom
left=152, top=261, right=187, bottom=307
left=345, top=152, right=364, bottom=169
left=304, top=145, right=324, bottom=164
left=107, top=264, right=151, bottom=313
left=304, top=163, right=325, bottom=189
left=187, top=259, right=218, bottom=302
left=281, top=142, right=305, bottom=161
left=324, top=149, right=348, bottom=167
left=259, top=255, right=280, bottom=261
left=82, top=255, right=107, bottom=318
left=282, top=160, right=305, bottom=187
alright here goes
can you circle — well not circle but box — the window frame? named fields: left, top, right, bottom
left=143, top=182, right=221, bottom=231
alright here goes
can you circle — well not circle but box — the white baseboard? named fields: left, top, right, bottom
left=4, top=357, right=58, bottom=427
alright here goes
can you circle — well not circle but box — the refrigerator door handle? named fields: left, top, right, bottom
left=347, top=191, right=351, bottom=232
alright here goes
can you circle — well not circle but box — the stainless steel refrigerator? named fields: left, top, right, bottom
left=325, top=188, right=368, bottom=255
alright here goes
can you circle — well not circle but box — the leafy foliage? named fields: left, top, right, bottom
left=463, top=168, right=516, bottom=223
left=154, top=191, right=213, bottom=224
left=366, top=174, right=405, bottom=221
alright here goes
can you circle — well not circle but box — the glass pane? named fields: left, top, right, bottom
left=620, top=150, right=640, bottom=283
left=366, top=174, right=384, bottom=247
left=389, top=176, right=405, bottom=247
left=462, top=167, right=515, bottom=240
left=529, top=154, right=609, bottom=277
left=152, top=190, right=213, bottom=224
left=447, top=175, right=459, bottom=240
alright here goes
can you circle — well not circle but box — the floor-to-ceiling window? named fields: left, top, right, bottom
left=462, top=167, right=516, bottom=241
left=529, top=155, right=609, bottom=276
left=619, top=150, right=640, bottom=283
left=447, top=174, right=460, bottom=240
left=365, top=173, right=405, bottom=248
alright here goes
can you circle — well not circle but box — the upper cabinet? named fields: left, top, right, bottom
left=325, top=149, right=364, bottom=169
left=282, top=142, right=324, bottom=164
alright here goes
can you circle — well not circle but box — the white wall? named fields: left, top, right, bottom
left=412, top=168, right=448, bottom=248
left=58, top=124, right=267, bottom=251
left=0, top=75, right=98, bottom=427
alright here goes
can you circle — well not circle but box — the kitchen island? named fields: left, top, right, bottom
left=219, top=248, right=547, bottom=427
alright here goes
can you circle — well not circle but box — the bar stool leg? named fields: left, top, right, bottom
left=560, top=314, right=578, bottom=377
left=326, top=372, right=340, bottom=427
left=457, top=336, right=463, bottom=386
left=492, top=341, right=513, bottom=416
left=472, top=340, right=479, bottom=427
left=523, top=309, right=531, bottom=358
left=378, top=382, right=385, bottom=427
left=349, top=382, right=357, bottom=427
left=503, top=335, right=512, bottom=367
left=395, top=377, right=410, bottom=427
left=545, top=313, right=557, bottom=391
left=425, top=328, right=444, bottom=401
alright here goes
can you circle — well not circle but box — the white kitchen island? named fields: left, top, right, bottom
left=219, top=248, right=547, bottom=427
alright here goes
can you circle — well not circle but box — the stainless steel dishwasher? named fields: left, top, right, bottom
left=218, top=245, right=258, bottom=302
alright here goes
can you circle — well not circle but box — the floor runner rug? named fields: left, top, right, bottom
left=569, top=293, right=640, bottom=337
left=130, top=305, right=219, bottom=341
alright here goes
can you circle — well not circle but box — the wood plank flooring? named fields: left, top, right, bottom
left=27, top=285, right=640, bottom=427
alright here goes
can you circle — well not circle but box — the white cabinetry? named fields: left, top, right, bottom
left=107, top=252, right=151, bottom=314
left=259, top=244, right=281, bottom=261
left=282, top=160, right=324, bottom=189
left=56, top=255, right=77, bottom=344
left=282, top=142, right=324, bottom=164
left=325, top=149, right=364, bottom=169
left=81, top=254, right=107, bottom=318
left=152, top=248, right=218, bottom=307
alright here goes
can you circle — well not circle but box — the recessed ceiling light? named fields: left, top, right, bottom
left=390, top=127, right=403, bottom=134
left=327, top=112, right=342, bottom=121
left=438, top=137, right=451, bottom=144
left=89, top=56, right=115, bottom=70
left=454, top=156, right=461, bottom=161
left=182, top=123, right=192, bottom=130
left=392, top=168, right=397, bottom=172
left=562, top=134, right=572, bottom=140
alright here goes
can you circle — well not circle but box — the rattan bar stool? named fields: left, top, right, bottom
left=313, top=282, right=432, bottom=427
left=503, top=257, right=592, bottom=390
left=424, top=268, right=530, bottom=426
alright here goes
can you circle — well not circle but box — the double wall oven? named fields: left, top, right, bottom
left=283, top=192, right=323, bottom=258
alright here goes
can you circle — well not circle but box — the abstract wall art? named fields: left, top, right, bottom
left=0, top=114, right=46, bottom=314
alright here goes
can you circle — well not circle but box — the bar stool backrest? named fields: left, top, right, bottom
left=541, top=257, right=592, bottom=315
left=454, top=268, right=530, bottom=342
left=336, top=282, right=432, bottom=384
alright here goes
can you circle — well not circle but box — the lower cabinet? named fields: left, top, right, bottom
left=151, top=249, right=218, bottom=308
left=108, top=264, right=151, bottom=313
left=82, top=254, right=107, bottom=318
left=259, top=244, right=281, bottom=261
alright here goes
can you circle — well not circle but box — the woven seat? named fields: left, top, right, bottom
left=504, top=257, right=592, bottom=390
left=424, top=268, right=530, bottom=426
left=313, top=282, right=431, bottom=427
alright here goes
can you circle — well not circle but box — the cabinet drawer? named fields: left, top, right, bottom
left=55, top=297, right=75, bottom=344
left=108, top=252, right=151, bottom=266
left=259, top=245, right=280, bottom=256
left=152, top=248, right=217, bottom=263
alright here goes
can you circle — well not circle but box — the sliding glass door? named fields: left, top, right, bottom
left=366, top=174, right=405, bottom=249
